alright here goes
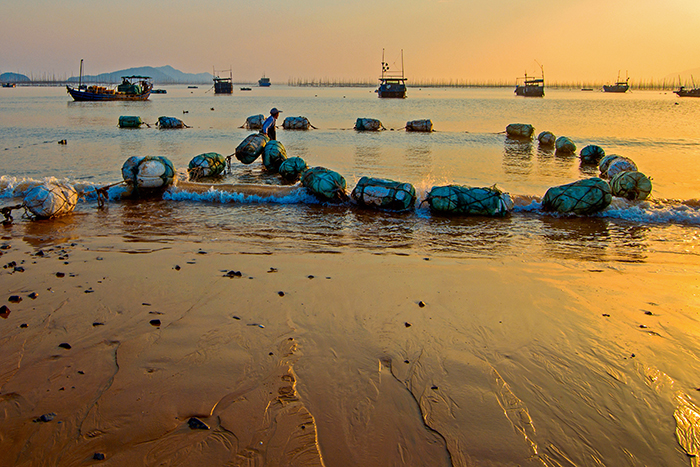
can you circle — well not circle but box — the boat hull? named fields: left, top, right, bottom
left=67, top=86, right=151, bottom=101
left=603, top=84, right=629, bottom=93
left=675, top=88, right=700, bottom=97
left=515, top=85, right=544, bottom=97
left=377, top=81, right=407, bottom=99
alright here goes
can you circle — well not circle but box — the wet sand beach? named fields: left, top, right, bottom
left=2, top=218, right=699, bottom=466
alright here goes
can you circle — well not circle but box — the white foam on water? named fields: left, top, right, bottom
left=163, top=186, right=317, bottom=205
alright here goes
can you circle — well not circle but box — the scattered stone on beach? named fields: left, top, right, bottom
left=34, top=413, right=56, bottom=423
left=28, top=292, right=38, bottom=299
left=431, top=385, right=439, bottom=390
left=56, top=272, right=65, bottom=278
left=232, top=315, right=241, bottom=320
left=602, top=314, right=610, bottom=317
left=224, top=270, right=242, bottom=278
left=268, top=267, right=278, bottom=273
left=405, top=322, right=412, bottom=327
left=92, top=322, right=104, bottom=327
left=308, top=275, right=315, bottom=279
left=404, top=360, right=410, bottom=364
left=644, top=311, right=653, bottom=315
left=418, top=301, right=426, bottom=308
left=8, top=295, right=22, bottom=303
left=4, top=261, right=16, bottom=269
left=93, top=453, right=106, bottom=461
left=150, top=319, right=161, bottom=327
left=639, top=325, right=648, bottom=329
left=197, top=250, right=207, bottom=255
left=13, top=266, right=24, bottom=272
left=0, top=305, right=10, bottom=319
left=187, top=417, right=210, bottom=430
left=174, top=265, right=180, bottom=270
left=84, top=288, right=94, bottom=294
left=58, top=343, right=72, bottom=350
left=278, top=291, right=285, bottom=297
left=19, top=323, right=27, bottom=328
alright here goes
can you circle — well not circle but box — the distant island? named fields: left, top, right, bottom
left=0, top=66, right=213, bottom=85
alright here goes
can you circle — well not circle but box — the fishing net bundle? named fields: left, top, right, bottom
left=506, top=123, right=534, bottom=139
left=188, top=153, right=226, bottom=180
left=156, top=116, right=186, bottom=129
left=406, top=119, right=434, bottom=132
left=121, top=156, right=175, bottom=189
left=354, top=118, right=385, bottom=131
left=555, top=136, right=576, bottom=154
left=301, top=167, right=348, bottom=202
left=350, top=177, right=417, bottom=212
left=424, top=185, right=514, bottom=216
left=282, top=117, right=311, bottom=130
left=278, top=157, right=308, bottom=181
left=579, top=145, right=606, bottom=164
left=604, top=157, right=638, bottom=180
left=23, top=182, right=79, bottom=219
left=235, top=133, right=269, bottom=164
left=118, top=116, right=144, bottom=128
left=610, top=171, right=652, bottom=200
left=537, top=131, right=556, bottom=146
left=542, top=177, right=612, bottom=215
left=244, top=114, right=265, bottom=130
left=262, top=141, right=288, bottom=172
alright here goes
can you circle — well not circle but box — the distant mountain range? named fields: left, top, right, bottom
left=0, top=72, right=31, bottom=82
left=66, top=65, right=213, bottom=84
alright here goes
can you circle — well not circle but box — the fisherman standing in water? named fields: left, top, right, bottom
left=261, top=107, right=281, bottom=140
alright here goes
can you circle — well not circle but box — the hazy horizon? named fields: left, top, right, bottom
left=3, top=0, right=699, bottom=83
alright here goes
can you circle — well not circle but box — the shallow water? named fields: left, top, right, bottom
left=1, top=85, right=700, bottom=466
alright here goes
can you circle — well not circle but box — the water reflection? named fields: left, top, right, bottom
left=21, top=213, right=81, bottom=248
left=539, top=216, right=648, bottom=262
left=354, top=142, right=382, bottom=173
left=423, top=215, right=514, bottom=258
left=348, top=209, right=417, bottom=251
left=120, top=198, right=180, bottom=242
left=503, top=137, right=533, bottom=177
left=405, top=141, right=433, bottom=180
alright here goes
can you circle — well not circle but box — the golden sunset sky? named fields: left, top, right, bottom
left=3, top=0, right=699, bottom=83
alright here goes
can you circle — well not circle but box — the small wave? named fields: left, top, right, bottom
left=163, top=186, right=316, bottom=205
left=599, top=198, right=700, bottom=225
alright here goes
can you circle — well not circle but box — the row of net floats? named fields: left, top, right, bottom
left=2, top=121, right=651, bottom=223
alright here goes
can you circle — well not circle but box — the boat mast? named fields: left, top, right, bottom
left=401, top=49, right=404, bottom=79
left=79, top=59, right=83, bottom=89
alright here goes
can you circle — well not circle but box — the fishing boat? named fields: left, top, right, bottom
left=240, top=87, right=252, bottom=91
left=213, top=67, right=233, bottom=94
left=2, top=83, right=16, bottom=88
left=151, top=89, right=167, bottom=94
left=258, top=74, right=271, bottom=87
left=603, top=71, right=630, bottom=93
left=674, top=76, right=700, bottom=97
left=66, top=59, right=152, bottom=101
left=514, top=65, right=544, bottom=97
left=377, top=49, right=407, bottom=99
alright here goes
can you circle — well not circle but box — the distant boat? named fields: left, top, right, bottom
left=2, top=82, right=16, bottom=88
left=258, top=75, right=271, bottom=87
left=240, top=87, right=252, bottom=91
left=213, top=67, right=233, bottom=94
left=188, top=85, right=198, bottom=89
left=581, top=88, right=594, bottom=91
left=515, top=65, right=544, bottom=97
left=151, top=89, right=167, bottom=94
left=377, top=49, right=407, bottom=99
left=603, top=71, right=630, bottom=93
left=674, top=76, right=700, bottom=97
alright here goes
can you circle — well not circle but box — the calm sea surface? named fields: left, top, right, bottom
left=0, top=85, right=699, bottom=258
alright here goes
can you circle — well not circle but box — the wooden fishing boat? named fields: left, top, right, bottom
left=377, top=49, right=407, bottom=98
left=603, top=72, right=630, bottom=93
left=2, top=82, right=16, bottom=88
left=515, top=65, right=544, bottom=97
left=213, top=67, right=233, bottom=94
left=67, top=60, right=152, bottom=101
left=674, top=76, right=700, bottom=97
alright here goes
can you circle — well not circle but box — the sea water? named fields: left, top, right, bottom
left=1, top=85, right=698, bottom=258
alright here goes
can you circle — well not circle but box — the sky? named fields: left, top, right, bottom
left=2, top=0, right=700, bottom=84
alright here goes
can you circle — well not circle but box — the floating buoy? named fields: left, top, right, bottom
left=156, top=116, right=187, bottom=129
left=537, top=131, right=556, bottom=146
left=262, top=141, right=288, bottom=172
left=542, top=178, right=612, bottom=215
left=351, top=177, right=416, bottom=212
left=424, top=185, right=513, bottom=216
left=406, top=119, right=433, bottom=132
left=610, top=171, right=652, bottom=200
left=354, top=118, right=385, bottom=131
left=301, top=167, right=348, bottom=202
left=235, top=133, right=269, bottom=164
left=555, top=136, right=576, bottom=154
left=23, top=182, right=79, bottom=219
left=118, top=116, right=143, bottom=128
left=188, top=153, right=226, bottom=180
left=121, top=156, right=175, bottom=189
left=243, top=114, right=265, bottom=130
left=278, top=157, right=308, bottom=182
left=283, top=116, right=312, bottom=130
left=580, top=145, right=605, bottom=164
left=506, top=123, right=534, bottom=139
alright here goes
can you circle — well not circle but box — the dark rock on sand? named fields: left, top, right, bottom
left=58, top=343, right=72, bottom=350
left=187, top=417, right=210, bottom=430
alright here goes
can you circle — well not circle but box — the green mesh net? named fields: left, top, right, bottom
left=542, top=178, right=612, bottom=215
left=301, top=167, right=348, bottom=202
left=351, top=177, right=416, bottom=211
left=235, top=133, right=269, bottom=164
left=262, top=141, right=288, bottom=172
left=425, top=185, right=514, bottom=216
left=188, top=153, right=226, bottom=180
